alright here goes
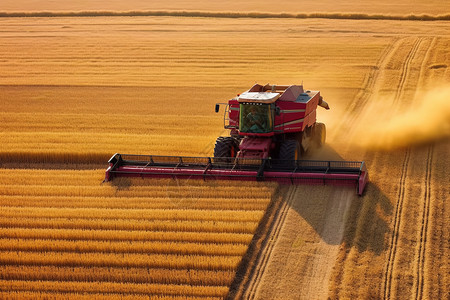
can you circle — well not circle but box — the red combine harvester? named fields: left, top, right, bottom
left=105, top=84, right=368, bottom=195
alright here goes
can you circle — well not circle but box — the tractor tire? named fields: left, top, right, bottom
left=314, top=122, right=326, bottom=147
left=278, top=140, right=301, bottom=167
left=213, top=137, right=239, bottom=163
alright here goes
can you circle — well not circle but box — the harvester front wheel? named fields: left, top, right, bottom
left=278, top=140, right=301, bottom=162
left=314, top=123, right=326, bottom=147
left=214, top=137, right=239, bottom=163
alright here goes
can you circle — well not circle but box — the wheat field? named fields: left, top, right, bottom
left=0, top=168, right=277, bottom=298
left=0, top=2, right=449, bottom=299
left=1, top=0, right=449, bottom=15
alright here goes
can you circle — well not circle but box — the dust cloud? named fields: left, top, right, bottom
left=356, top=86, right=450, bottom=150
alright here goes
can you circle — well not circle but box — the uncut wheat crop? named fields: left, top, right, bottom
left=0, top=168, right=277, bottom=298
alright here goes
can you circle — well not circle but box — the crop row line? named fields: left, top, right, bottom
left=0, top=265, right=234, bottom=287
left=0, top=290, right=222, bottom=300
left=0, top=185, right=272, bottom=199
left=0, top=251, right=241, bottom=271
left=244, top=186, right=295, bottom=299
left=0, top=207, right=264, bottom=222
left=383, top=148, right=411, bottom=299
left=0, top=195, right=270, bottom=210
left=0, top=279, right=228, bottom=298
left=0, top=228, right=253, bottom=244
left=414, top=145, right=434, bottom=300
left=0, top=238, right=247, bottom=256
left=0, top=217, right=257, bottom=234
left=393, top=38, right=422, bottom=105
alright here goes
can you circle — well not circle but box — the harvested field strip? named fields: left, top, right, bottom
left=414, top=145, right=433, bottom=300
left=0, top=265, right=234, bottom=286
left=0, top=228, right=253, bottom=244
left=0, top=195, right=269, bottom=211
left=0, top=239, right=247, bottom=256
left=0, top=207, right=264, bottom=222
left=393, top=38, right=422, bottom=104
left=414, top=146, right=434, bottom=299
left=0, top=217, right=257, bottom=234
left=383, top=148, right=410, bottom=299
left=0, top=251, right=241, bottom=271
left=243, top=186, right=294, bottom=299
left=1, top=11, right=449, bottom=21
left=0, top=279, right=229, bottom=297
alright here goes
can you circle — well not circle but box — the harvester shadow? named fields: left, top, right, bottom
left=285, top=182, right=391, bottom=254
left=341, top=182, right=392, bottom=255
left=284, top=146, right=392, bottom=255
left=227, top=160, right=393, bottom=299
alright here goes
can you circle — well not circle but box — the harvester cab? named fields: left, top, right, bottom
left=215, top=84, right=330, bottom=161
left=105, top=83, right=368, bottom=195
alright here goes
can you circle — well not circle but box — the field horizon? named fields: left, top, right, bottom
left=1, top=0, right=449, bottom=15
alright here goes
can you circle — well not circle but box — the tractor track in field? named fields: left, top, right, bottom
left=415, top=38, right=437, bottom=94
left=414, top=145, right=434, bottom=300
left=339, top=37, right=401, bottom=131
left=242, top=186, right=296, bottom=300
left=240, top=37, right=433, bottom=299
left=381, top=37, right=433, bottom=300
left=382, top=148, right=411, bottom=300
left=393, top=37, right=423, bottom=104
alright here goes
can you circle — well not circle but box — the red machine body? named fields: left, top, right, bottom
left=216, top=83, right=330, bottom=161
left=227, top=85, right=323, bottom=135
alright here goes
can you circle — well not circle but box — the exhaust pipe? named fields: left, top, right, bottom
left=318, top=97, right=330, bottom=110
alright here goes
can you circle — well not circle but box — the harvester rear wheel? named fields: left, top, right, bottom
left=278, top=140, right=301, bottom=164
left=314, top=122, right=326, bottom=147
left=214, top=137, right=239, bottom=163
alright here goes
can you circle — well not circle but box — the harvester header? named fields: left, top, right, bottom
left=105, top=154, right=368, bottom=195
left=105, top=83, right=368, bottom=195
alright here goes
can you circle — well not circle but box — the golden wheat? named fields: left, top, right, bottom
left=0, top=195, right=270, bottom=210
left=2, top=10, right=447, bottom=299
left=0, top=279, right=229, bottom=297
left=0, top=265, right=234, bottom=286
left=0, top=206, right=264, bottom=222
left=0, top=227, right=253, bottom=244
left=0, top=251, right=241, bottom=271
left=0, top=216, right=258, bottom=233
left=0, top=239, right=248, bottom=256
left=0, top=291, right=221, bottom=300
left=0, top=161, right=275, bottom=299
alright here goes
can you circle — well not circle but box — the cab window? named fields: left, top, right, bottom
left=239, top=103, right=273, bottom=133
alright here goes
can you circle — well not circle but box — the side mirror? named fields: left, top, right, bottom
left=275, top=106, right=281, bottom=116
left=215, top=104, right=220, bottom=113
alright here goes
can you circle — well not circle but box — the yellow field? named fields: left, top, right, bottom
left=0, top=16, right=392, bottom=164
left=1, top=0, right=449, bottom=15
left=0, top=168, right=277, bottom=298
left=0, top=4, right=449, bottom=300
